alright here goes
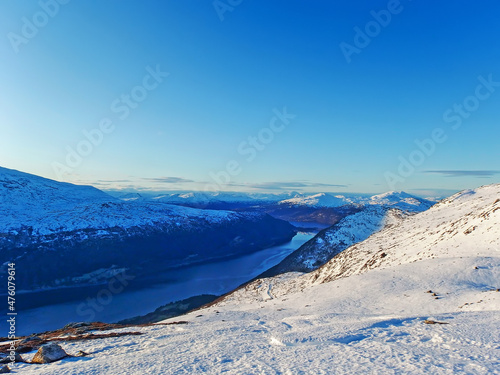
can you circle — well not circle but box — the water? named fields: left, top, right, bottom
left=11, top=232, right=315, bottom=335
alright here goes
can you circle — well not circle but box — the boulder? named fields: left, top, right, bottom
left=20, top=335, right=42, bottom=345
left=0, top=353, right=23, bottom=364
left=31, top=343, right=68, bottom=364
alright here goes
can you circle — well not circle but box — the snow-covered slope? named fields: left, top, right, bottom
left=114, top=190, right=433, bottom=213
left=279, top=193, right=350, bottom=207
left=277, top=190, right=433, bottom=212
left=146, top=191, right=302, bottom=206
left=220, top=183, right=500, bottom=302
left=114, top=192, right=145, bottom=202
left=367, top=190, right=434, bottom=212
left=259, top=206, right=407, bottom=276
left=14, top=184, right=500, bottom=375
left=0, top=166, right=239, bottom=236
left=258, top=191, right=432, bottom=277
left=0, top=166, right=113, bottom=234
left=152, top=192, right=219, bottom=206
left=311, top=184, right=500, bottom=284
left=0, top=167, right=296, bottom=290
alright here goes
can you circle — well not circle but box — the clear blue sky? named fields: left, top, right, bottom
left=1, top=0, right=499, bottom=196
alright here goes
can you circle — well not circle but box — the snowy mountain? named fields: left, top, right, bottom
left=130, top=191, right=303, bottom=208
left=219, top=183, right=500, bottom=302
left=277, top=190, right=433, bottom=212
left=310, top=184, right=500, bottom=284
left=110, top=190, right=432, bottom=229
left=0, top=167, right=296, bottom=290
left=279, top=192, right=350, bottom=207
left=257, top=192, right=433, bottom=276
left=151, top=192, right=220, bottom=206
left=0, top=166, right=113, bottom=234
left=367, top=190, right=434, bottom=212
left=114, top=192, right=145, bottom=202
left=14, top=183, right=500, bottom=374
left=0, top=166, right=260, bottom=237
left=114, top=190, right=433, bottom=213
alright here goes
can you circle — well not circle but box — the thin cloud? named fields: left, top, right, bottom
left=97, top=179, right=135, bottom=183
left=423, top=170, right=500, bottom=178
left=143, top=177, right=195, bottom=184
left=226, top=181, right=348, bottom=190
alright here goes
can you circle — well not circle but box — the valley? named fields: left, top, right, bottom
left=11, top=232, right=316, bottom=335
left=10, top=182, right=500, bottom=375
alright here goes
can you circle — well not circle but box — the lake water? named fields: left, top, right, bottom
left=10, top=231, right=315, bottom=336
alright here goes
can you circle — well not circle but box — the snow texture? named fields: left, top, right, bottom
left=0, top=166, right=247, bottom=237
left=13, top=183, right=500, bottom=374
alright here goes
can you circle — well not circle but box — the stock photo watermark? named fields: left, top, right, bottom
left=384, top=74, right=500, bottom=190
left=7, top=0, right=70, bottom=54
left=6, top=263, right=17, bottom=366
left=205, top=107, right=296, bottom=191
left=213, top=0, right=243, bottom=21
left=51, top=64, right=169, bottom=180
left=76, top=270, right=135, bottom=321
left=340, top=0, right=411, bottom=64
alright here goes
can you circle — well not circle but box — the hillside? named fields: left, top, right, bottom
left=220, top=183, right=500, bottom=303
left=258, top=206, right=408, bottom=277
left=12, top=183, right=500, bottom=374
left=0, top=167, right=296, bottom=291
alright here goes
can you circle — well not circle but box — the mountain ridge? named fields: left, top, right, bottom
left=0, top=167, right=296, bottom=291
left=216, top=183, right=500, bottom=304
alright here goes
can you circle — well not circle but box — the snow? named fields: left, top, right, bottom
left=0, top=166, right=247, bottom=236
left=114, top=190, right=433, bottom=213
left=148, top=191, right=303, bottom=205
left=278, top=206, right=407, bottom=273
left=367, top=191, right=434, bottom=212
left=14, top=258, right=500, bottom=374
left=13, top=183, right=500, bottom=374
left=279, top=193, right=349, bottom=207
left=278, top=191, right=433, bottom=212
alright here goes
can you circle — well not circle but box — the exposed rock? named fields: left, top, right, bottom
left=63, top=322, right=91, bottom=329
left=423, top=319, right=448, bottom=325
left=31, top=343, right=68, bottom=364
left=0, top=365, right=10, bottom=373
left=20, top=336, right=42, bottom=345
left=0, top=353, right=23, bottom=364
left=14, top=346, right=32, bottom=354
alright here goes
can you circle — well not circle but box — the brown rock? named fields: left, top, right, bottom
left=31, top=343, right=68, bottom=364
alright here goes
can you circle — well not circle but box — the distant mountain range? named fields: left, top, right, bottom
left=110, top=189, right=434, bottom=227
left=111, top=190, right=435, bottom=211
left=0, top=166, right=434, bottom=293
left=220, top=183, right=500, bottom=304
left=0, top=167, right=295, bottom=291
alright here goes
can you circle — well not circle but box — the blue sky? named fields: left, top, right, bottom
left=0, top=0, right=499, bottom=196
